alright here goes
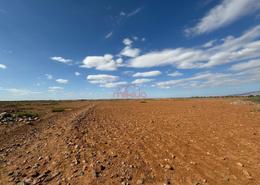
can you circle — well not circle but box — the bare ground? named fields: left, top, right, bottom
left=0, top=98, right=260, bottom=185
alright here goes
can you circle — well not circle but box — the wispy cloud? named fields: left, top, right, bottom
left=129, top=25, right=260, bottom=69
left=45, top=74, right=53, bottom=80
left=56, top=79, right=68, bottom=84
left=132, top=78, right=154, bottom=84
left=185, top=0, right=260, bottom=35
left=75, top=72, right=80, bottom=76
left=105, top=31, right=113, bottom=39
left=133, top=71, right=161, bottom=77
left=127, top=8, right=142, bottom=17
left=0, top=64, right=7, bottom=69
left=0, top=87, right=41, bottom=96
left=86, top=74, right=126, bottom=88
left=156, top=69, right=260, bottom=89
left=230, top=59, right=260, bottom=71
left=48, top=86, right=64, bottom=92
left=50, top=56, right=72, bottom=64
left=168, top=71, right=183, bottom=77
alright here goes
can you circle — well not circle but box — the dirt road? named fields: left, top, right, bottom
left=0, top=99, right=260, bottom=185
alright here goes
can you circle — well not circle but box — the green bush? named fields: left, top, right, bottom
left=52, top=108, right=65, bottom=112
left=248, top=96, right=260, bottom=103
left=16, top=111, right=38, bottom=118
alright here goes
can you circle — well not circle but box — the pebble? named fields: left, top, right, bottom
left=164, top=164, right=174, bottom=170
left=136, top=179, right=144, bottom=184
left=242, top=169, right=253, bottom=179
left=236, top=162, right=244, bottom=167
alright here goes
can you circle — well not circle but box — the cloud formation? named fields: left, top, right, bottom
left=120, top=38, right=140, bottom=58
left=45, top=74, right=53, bottom=80
left=0, top=87, right=41, bottom=96
left=50, top=56, right=72, bottom=64
left=230, top=59, right=260, bottom=71
left=0, top=64, right=7, bottom=69
left=105, top=31, right=113, bottom=39
left=75, top=72, right=80, bottom=76
left=168, top=71, right=183, bottom=77
left=156, top=68, right=260, bottom=89
left=185, top=0, right=260, bottom=35
left=56, top=79, right=68, bottom=84
left=81, top=54, right=122, bottom=71
left=48, top=86, right=64, bottom=92
left=129, top=25, right=260, bottom=69
left=133, top=70, right=161, bottom=77
left=132, top=78, right=154, bottom=84
left=86, top=74, right=126, bottom=88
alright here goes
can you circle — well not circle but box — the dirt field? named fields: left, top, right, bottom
left=0, top=98, right=259, bottom=185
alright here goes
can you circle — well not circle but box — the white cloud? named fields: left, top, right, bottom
left=185, top=0, right=260, bottom=35
left=105, top=31, right=113, bottom=39
left=168, top=71, right=183, bottom=77
left=129, top=48, right=207, bottom=69
left=101, top=81, right=127, bottom=88
left=120, top=46, right=140, bottom=58
left=87, top=74, right=119, bottom=84
left=230, top=59, right=260, bottom=71
left=129, top=25, right=260, bottom=69
left=203, top=40, right=217, bottom=48
left=132, top=78, right=154, bottom=84
left=81, top=54, right=122, bottom=71
left=75, top=72, right=80, bottom=76
left=0, top=64, right=7, bottom=69
left=133, top=70, right=161, bottom=77
left=48, top=86, right=64, bottom=92
left=45, top=74, right=53, bottom=80
left=56, top=79, right=68, bottom=84
left=120, top=11, right=126, bottom=16
left=50, top=56, right=72, bottom=64
left=127, top=8, right=142, bottom=17
left=132, top=36, right=138, bottom=41
left=123, top=38, right=133, bottom=46
left=86, top=74, right=127, bottom=88
left=120, top=38, right=140, bottom=58
left=156, top=69, right=260, bottom=89
left=0, top=87, right=41, bottom=96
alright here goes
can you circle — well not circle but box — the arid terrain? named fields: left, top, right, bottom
left=0, top=98, right=260, bottom=185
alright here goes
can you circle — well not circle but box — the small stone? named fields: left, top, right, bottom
left=236, top=162, right=244, bottom=167
left=8, top=171, right=14, bottom=176
left=164, top=164, right=174, bottom=170
left=242, top=170, right=253, bottom=179
left=31, top=171, right=40, bottom=177
left=136, top=179, right=144, bottom=184
left=202, top=179, right=207, bottom=183
left=224, top=176, right=230, bottom=182
left=164, top=179, right=171, bottom=185
left=32, top=163, right=39, bottom=169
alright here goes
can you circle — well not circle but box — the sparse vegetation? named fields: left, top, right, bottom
left=16, top=111, right=38, bottom=118
left=52, top=108, right=65, bottom=112
left=248, top=96, right=260, bottom=103
left=140, top=100, right=147, bottom=103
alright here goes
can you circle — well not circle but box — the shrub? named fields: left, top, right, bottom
left=16, top=111, right=38, bottom=118
left=52, top=108, right=65, bottom=112
left=248, top=96, right=260, bottom=103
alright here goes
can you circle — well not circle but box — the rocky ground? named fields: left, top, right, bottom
left=0, top=98, right=259, bottom=185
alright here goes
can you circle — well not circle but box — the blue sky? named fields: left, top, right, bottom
left=0, top=0, right=260, bottom=100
